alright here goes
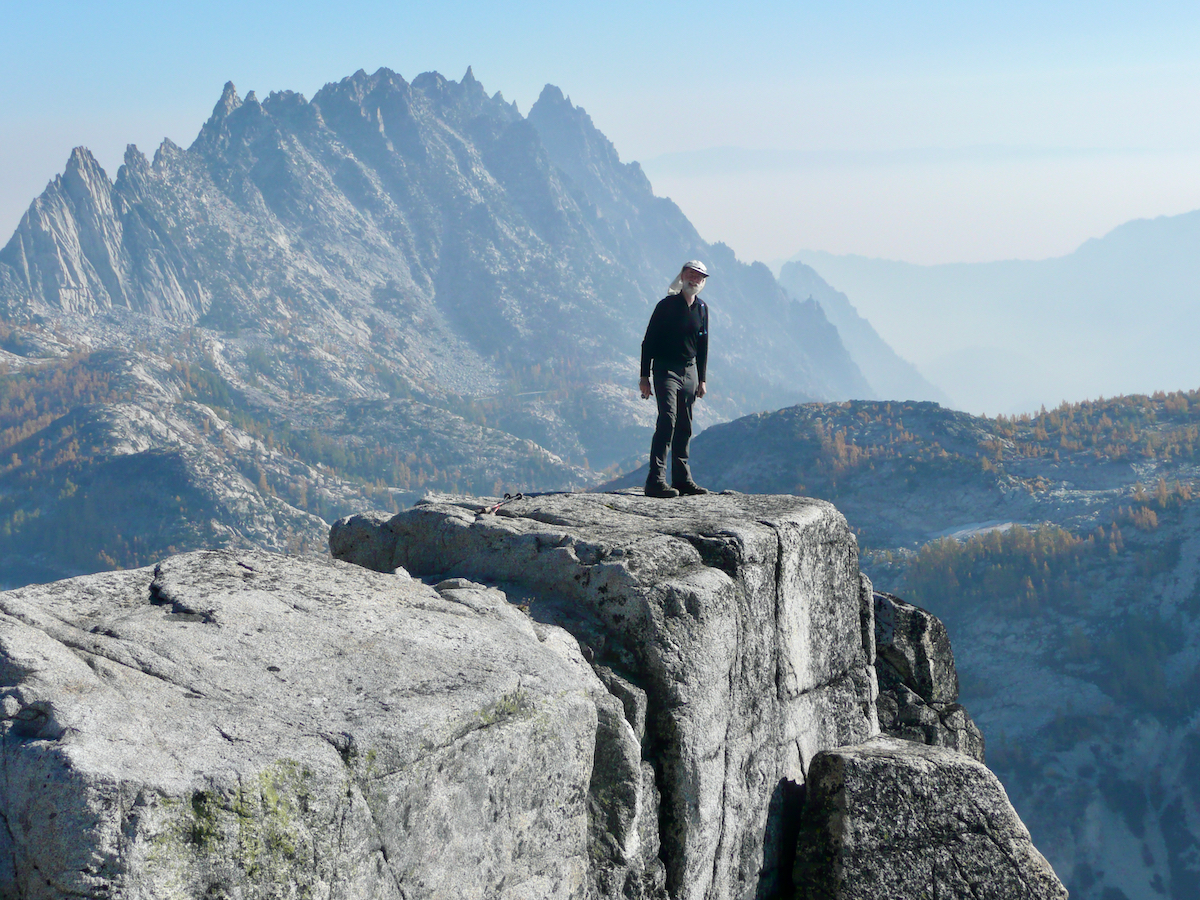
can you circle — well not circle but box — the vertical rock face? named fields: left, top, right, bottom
left=874, top=589, right=958, bottom=703
left=874, top=590, right=985, bottom=762
left=331, top=490, right=878, bottom=900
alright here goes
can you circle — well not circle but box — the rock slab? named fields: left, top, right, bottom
left=794, top=736, right=1069, bottom=899
left=332, top=490, right=878, bottom=900
left=0, top=549, right=616, bottom=900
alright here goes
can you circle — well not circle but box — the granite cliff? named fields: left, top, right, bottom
left=0, top=492, right=1065, bottom=898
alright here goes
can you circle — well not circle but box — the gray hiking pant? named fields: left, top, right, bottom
left=648, top=360, right=697, bottom=487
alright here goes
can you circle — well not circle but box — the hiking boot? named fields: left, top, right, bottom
left=644, top=482, right=680, bottom=499
left=674, top=481, right=709, bottom=496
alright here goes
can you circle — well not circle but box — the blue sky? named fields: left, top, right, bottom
left=4, top=1, right=1200, bottom=263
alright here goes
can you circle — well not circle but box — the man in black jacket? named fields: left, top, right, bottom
left=639, top=260, right=710, bottom=498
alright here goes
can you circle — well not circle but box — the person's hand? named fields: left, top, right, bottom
left=696, top=381, right=706, bottom=399
left=639, top=377, right=652, bottom=399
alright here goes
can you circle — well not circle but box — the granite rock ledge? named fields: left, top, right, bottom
left=0, top=550, right=611, bottom=900
left=0, top=491, right=1066, bottom=899
left=334, top=489, right=878, bottom=900
left=331, top=490, right=1066, bottom=899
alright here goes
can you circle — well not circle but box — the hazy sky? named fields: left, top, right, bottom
left=4, top=1, right=1200, bottom=265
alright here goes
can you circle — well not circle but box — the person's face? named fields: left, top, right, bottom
left=682, top=268, right=706, bottom=287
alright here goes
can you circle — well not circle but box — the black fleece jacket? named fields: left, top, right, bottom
left=639, top=293, right=709, bottom=382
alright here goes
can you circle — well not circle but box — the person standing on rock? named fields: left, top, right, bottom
left=639, top=260, right=711, bottom=498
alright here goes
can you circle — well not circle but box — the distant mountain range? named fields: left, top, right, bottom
left=0, top=67, right=907, bottom=584
left=0, top=68, right=874, bottom=450
left=777, top=260, right=949, bottom=405
left=787, top=210, right=1200, bottom=414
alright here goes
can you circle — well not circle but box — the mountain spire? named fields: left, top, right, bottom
left=212, top=81, right=242, bottom=119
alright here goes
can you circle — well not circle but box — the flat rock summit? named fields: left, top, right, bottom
left=1, top=492, right=1065, bottom=899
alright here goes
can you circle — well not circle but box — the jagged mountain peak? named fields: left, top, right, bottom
left=113, top=145, right=151, bottom=198
left=528, top=86, right=651, bottom=194
left=122, top=144, right=149, bottom=170
left=308, top=67, right=520, bottom=138
left=312, top=67, right=409, bottom=116
left=64, top=146, right=109, bottom=182
left=212, top=81, right=242, bottom=119
left=257, top=90, right=322, bottom=137
left=529, top=86, right=620, bottom=166
left=61, top=148, right=117, bottom=220
left=411, top=70, right=448, bottom=93
left=0, top=62, right=876, bottom=475
left=194, top=80, right=269, bottom=154
left=151, top=138, right=184, bottom=167
left=527, top=85, right=679, bottom=252
left=535, top=84, right=567, bottom=105
left=263, top=88, right=307, bottom=108
left=410, top=68, right=518, bottom=127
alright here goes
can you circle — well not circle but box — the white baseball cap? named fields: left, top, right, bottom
left=682, top=260, right=708, bottom=277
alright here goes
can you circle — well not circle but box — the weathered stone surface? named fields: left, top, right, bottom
left=872, top=589, right=985, bottom=762
left=877, top=684, right=986, bottom=762
left=589, top=692, right=667, bottom=898
left=794, top=736, right=1069, bottom=900
left=331, top=490, right=878, bottom=900
left=0, top=549, right=624, bottom=900
left=328, top=510, right=398, bottom=573
left=874, top=590, right=958, bottom=704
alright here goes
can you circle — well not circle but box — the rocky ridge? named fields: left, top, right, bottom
left=1, top=492, right=1065, bottom=899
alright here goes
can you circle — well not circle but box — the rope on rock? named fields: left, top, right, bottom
left=478, top=492, right=525, bottom=515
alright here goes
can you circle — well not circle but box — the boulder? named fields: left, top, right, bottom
left=327, top=509, right=402, bottom=574
left=872, top=589, right=985, bottom=762
left=0, top=549, right=644, bottom=900
left=874, top=590, right=958, bottom=704
left=794, top=736, right=1069, bottom=899
left=331, top=490, right=878, bottom=900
